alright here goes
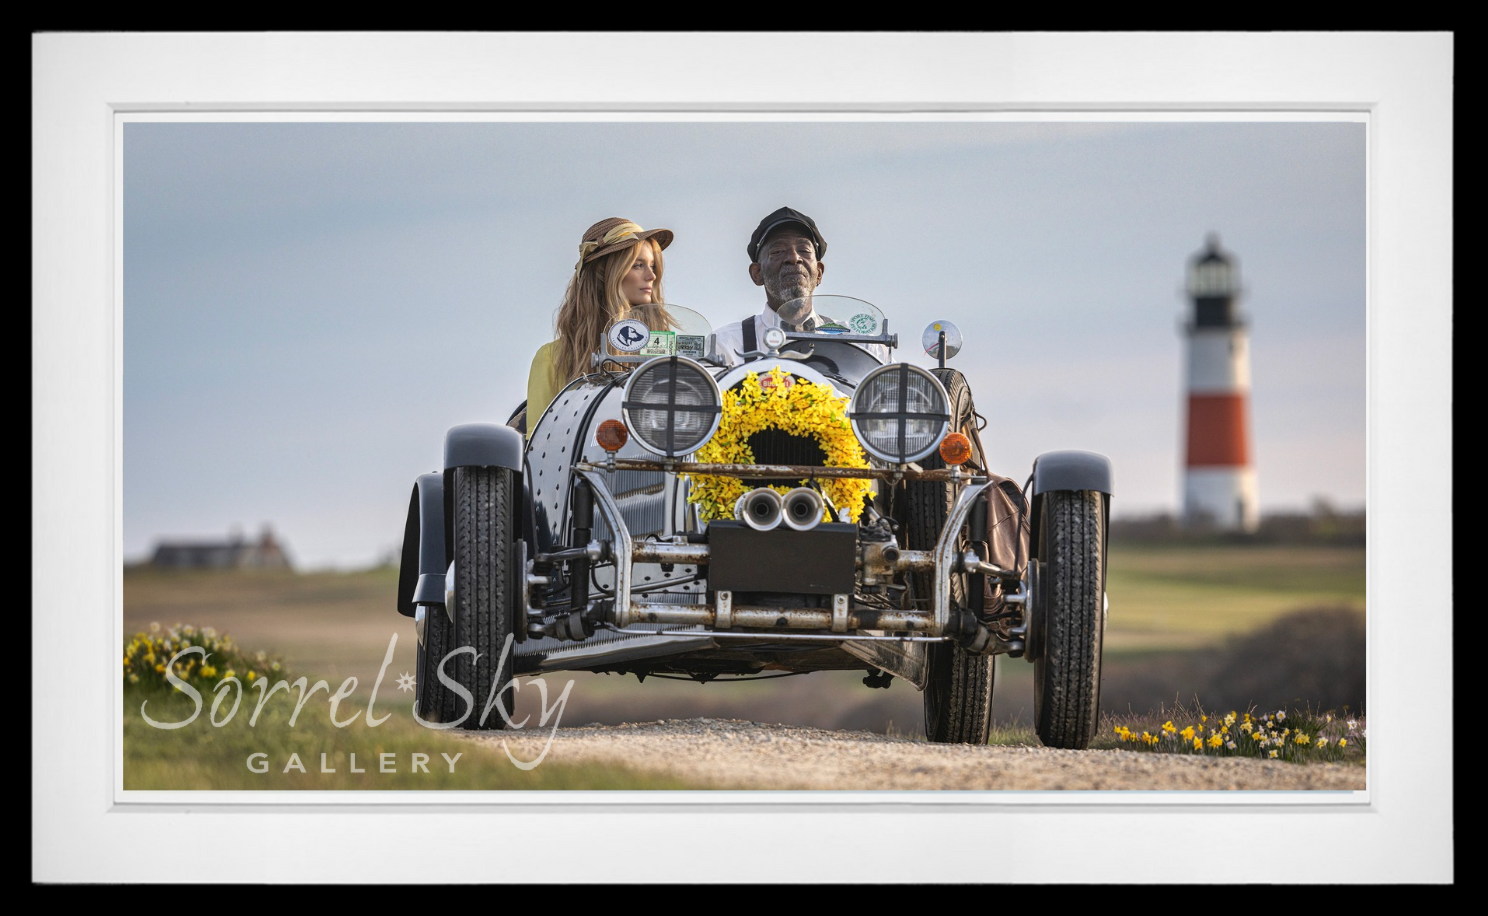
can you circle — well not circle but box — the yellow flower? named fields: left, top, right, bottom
left=1207, top=733, right=1223, bottom=748
left=687, top=367, right=872, bottom=524
left=247, top=671, right=257, bottom=681
left=1162, top=721, right=1176, bottom=735
left=1192, top=738, right=1202, bottom=750
left=201, top=665, right=217, bottom=678
left=1338, top=739, right=1347, bottom=748
left=1180, top=726, right=1196, bottom=741
left=1317, top=737, right=1329, bottom=748
left=1294, top=733, right=1311, bottom=746
left=1268, top=750, right=1278, bottom=759
left=224, top=669, right=236, bottom=679
left=154, top=664, right=165, bottom=673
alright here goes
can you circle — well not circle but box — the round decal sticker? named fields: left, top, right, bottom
left=849, top=313, right=878, bottom=334
left=607, top=319, right=650, bottom=353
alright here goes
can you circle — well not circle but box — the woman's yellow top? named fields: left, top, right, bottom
left=525, top=341, right=561, bottom=440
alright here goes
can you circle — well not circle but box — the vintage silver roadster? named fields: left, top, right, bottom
left=396, top=296, right=1112, bottom=747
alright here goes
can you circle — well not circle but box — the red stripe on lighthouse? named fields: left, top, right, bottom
left=1186, top=393, right=1250, bottom=466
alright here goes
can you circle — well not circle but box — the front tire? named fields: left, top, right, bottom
left=450, top=465, right=519, bottom=731
left=1032, top=489, right=1106, bottom=749
left=906, top=369, right=995, bottom=745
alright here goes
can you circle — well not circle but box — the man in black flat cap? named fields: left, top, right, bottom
left=713, top=207, right=835, bottom=366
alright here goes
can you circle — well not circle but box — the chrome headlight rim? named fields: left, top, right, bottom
left=848, top=362, right=951, bottom=465
left=620, top=355, right=723, bottom=459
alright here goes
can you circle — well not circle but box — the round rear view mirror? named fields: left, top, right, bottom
left=921, top=320, right=963, bottom=361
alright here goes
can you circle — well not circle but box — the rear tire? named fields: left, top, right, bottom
left=415, top=601, right=458, bottom=724
left=924, top=642, right=995, bottom=744
left=905, top=369, right=995, bottom=745
left=451, top=465, right=519, bottom=731
left=1032, top=489, right=1106, bottom=749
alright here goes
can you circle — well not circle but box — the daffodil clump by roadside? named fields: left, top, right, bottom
left=1104, top=709, right=1366, bottom=764
left=687, top=366, right=873, bottom=524
left=123, top=623, right=285, bottom=691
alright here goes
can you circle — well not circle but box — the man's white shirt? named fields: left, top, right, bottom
left=711, top=304, right=890, bottom=368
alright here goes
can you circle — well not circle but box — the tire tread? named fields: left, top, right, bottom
left=1033, top=489, right=1104, bottom=749
left=452, top=466, right=515, bottom=731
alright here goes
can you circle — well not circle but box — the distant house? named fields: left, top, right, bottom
left=149, top=525, right=293, bottom=570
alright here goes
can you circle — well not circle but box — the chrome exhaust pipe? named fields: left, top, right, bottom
left=781, top=487, right=825, bottom=531
left=736, top=487, right=784, bottom=531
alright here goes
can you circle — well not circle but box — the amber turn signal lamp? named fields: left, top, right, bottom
left=596, top=419, right=629, bottom=452
left=939, top=432, right=972, bottom=466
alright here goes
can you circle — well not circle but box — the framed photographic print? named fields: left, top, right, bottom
left=35, top=32, right=1451, bottom=884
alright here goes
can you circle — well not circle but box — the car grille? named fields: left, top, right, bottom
left=743, top=427, right=827, bottom=488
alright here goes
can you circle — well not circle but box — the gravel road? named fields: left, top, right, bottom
left=460, top=718, right=1366, bottom=790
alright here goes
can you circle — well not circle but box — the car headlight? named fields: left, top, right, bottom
left=621, top=356, right=723, bottom=458
left=849, top=363, right=950, bottom=464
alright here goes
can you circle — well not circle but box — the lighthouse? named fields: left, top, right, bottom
left=1181, top=234, right=1258, bottom=532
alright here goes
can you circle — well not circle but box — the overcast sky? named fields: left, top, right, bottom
left=123, top=117, right=1365, bottom=569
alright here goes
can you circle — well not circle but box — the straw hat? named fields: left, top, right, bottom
left=578, top=217, right=674, bottom=266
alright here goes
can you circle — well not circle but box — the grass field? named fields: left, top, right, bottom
left=122, top=537, right=1365, bottom=750
left=1104, top=542, right=1365, bottom=654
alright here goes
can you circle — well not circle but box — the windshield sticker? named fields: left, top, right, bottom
left=675, top=334, right=706, bottom=359
left=640, top=330, right=677, bottom=357
left=849, top=313, right=878, bottom=334
left=817, top=322, right=849, bottom=335
left=608, top=319, right=650, bottom=353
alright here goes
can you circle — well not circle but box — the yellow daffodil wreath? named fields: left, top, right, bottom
left=686, top=366, right=873, bottom=524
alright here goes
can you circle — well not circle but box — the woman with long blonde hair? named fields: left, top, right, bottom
left=525, top=217, right=674, bottom=437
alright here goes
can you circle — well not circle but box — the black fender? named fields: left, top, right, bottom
left=440, top=423, right=527, bottom=588
left=395, top=472, right=447, bottom=618
left=444, top=422, right=524, bottom=472
left=1028, top=450, right=1112, bottom=560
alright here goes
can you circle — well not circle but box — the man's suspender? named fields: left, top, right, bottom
left=742, top=315, right=757, bottom=354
